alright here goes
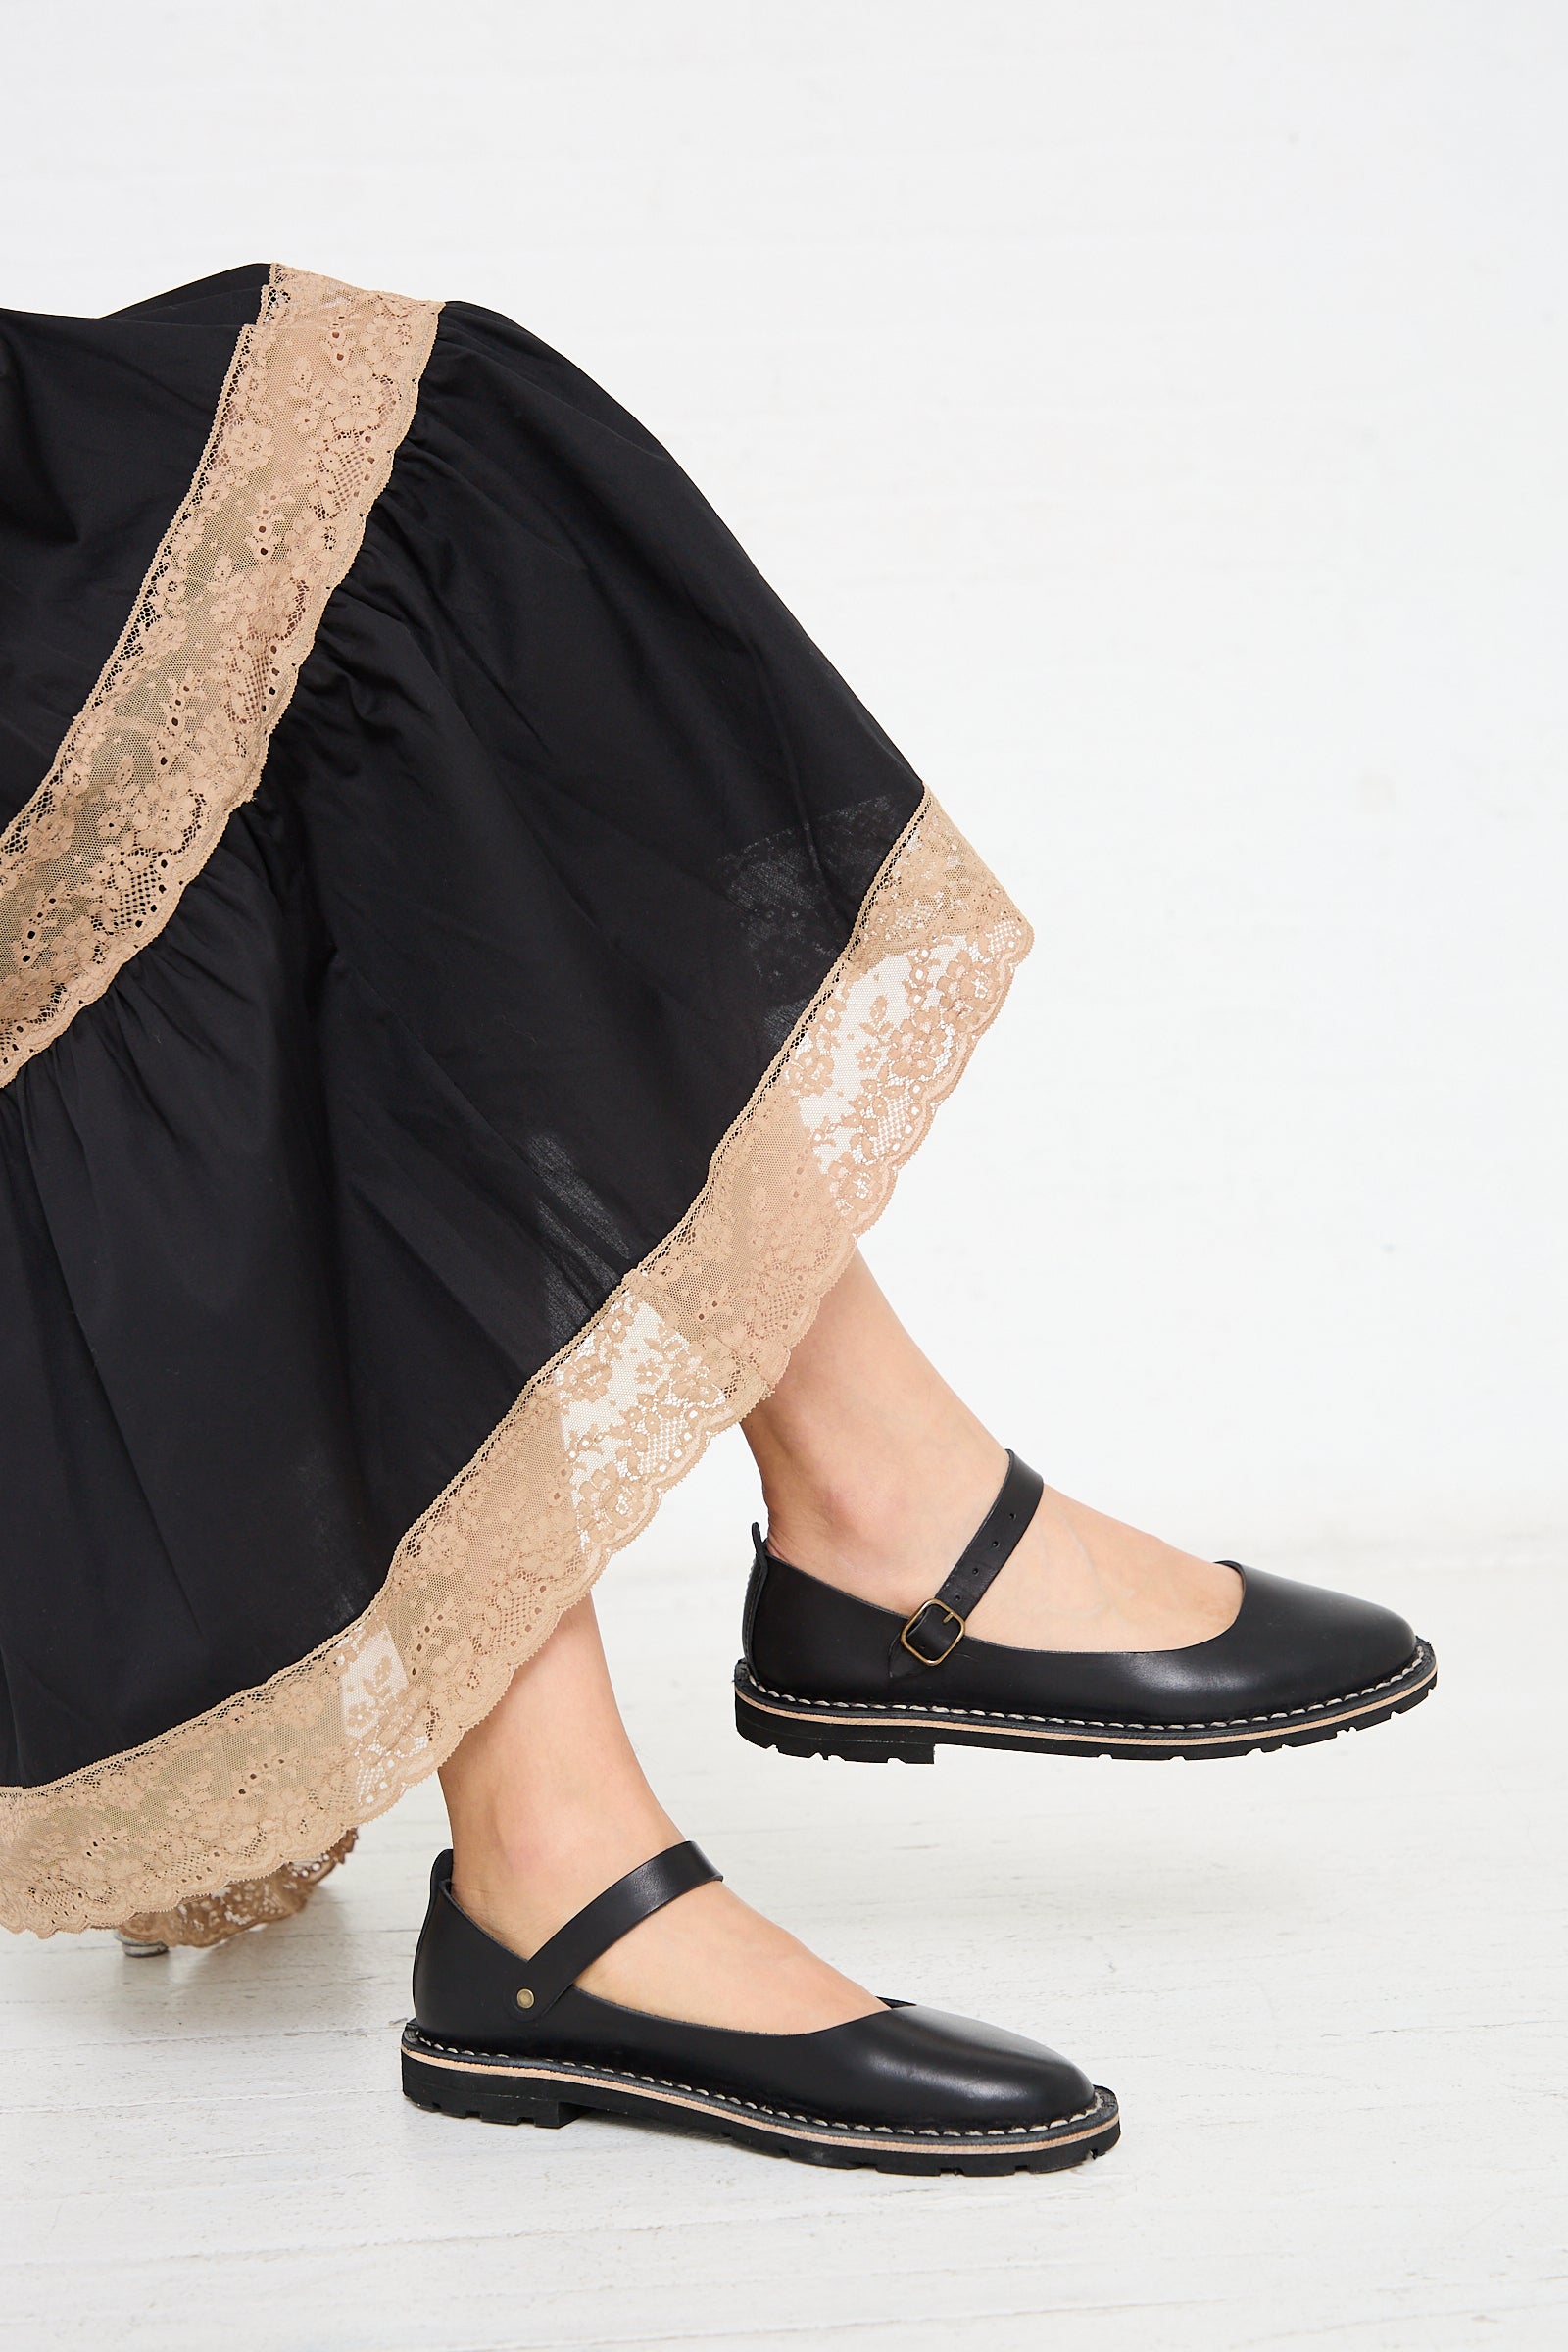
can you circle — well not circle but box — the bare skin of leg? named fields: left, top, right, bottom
left=743, top=1250, right=1240, bottom=1651
left=440, top=1246, right=1234, bottom=2038
left=440, top=1595, right=881, bottom=2034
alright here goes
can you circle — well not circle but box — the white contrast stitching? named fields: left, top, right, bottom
left=403, top=2029, right=1107, bottom=2140
left=738, top=1642, right=1432, bottom=1736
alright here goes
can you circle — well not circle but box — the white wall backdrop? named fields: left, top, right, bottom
left=3, top=0, right=1563, bottom=1548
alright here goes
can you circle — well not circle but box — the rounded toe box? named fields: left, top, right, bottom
left=1222, top=1568, right=1423, bottom=1713
left=849, top=2002, right=1102, bottom=2132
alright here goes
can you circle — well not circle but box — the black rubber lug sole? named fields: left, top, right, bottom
left=733, top=1645, right=1437, bottom=1765
left=401, top=2034, right=1119, bottom=2176
left=747, top=1718, right=937, bottom=1766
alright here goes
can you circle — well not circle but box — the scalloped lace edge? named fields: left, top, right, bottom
left=0, top=792, right=1030, bottom=1934
left=115, top=1832, right=359, bottom=1949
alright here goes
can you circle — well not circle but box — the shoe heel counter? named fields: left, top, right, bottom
left=410, top=1848, right=457, bottom=2029
left=740, top=1523, right=771, bottom=1670
left=740, top=1530, right=896, bottom=1698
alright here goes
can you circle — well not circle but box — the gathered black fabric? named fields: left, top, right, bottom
left=0, top=268, right=922, bottom=1788
left=0, top=264, right=277, bottom=826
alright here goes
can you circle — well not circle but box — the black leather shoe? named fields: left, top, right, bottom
left=402, top=1843, right=1119, bottom=2175
left=734, top=1452, right=1438, bottom=1764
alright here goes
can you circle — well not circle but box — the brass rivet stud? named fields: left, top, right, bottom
left=514, top=1986, right=535, bottom=2010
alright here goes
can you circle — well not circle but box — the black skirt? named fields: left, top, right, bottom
left=0, top=265, right=1030, bottom=1937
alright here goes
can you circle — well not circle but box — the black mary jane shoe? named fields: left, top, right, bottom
left=734, top=1451, right=1438, bottom=1765
left=402, top=1843, right=1118, bottom=2176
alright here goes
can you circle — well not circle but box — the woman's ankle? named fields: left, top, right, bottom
left=437, top=1594, right=686, bottom=1951
left=447, top=1792, right=679, bottom=1956
left=760, top=1421, right=1009, bottom=1613
left=446, top=1810, right=877, bottom=2032
left=433, top=1591, right=877, bottom=2034
left=744, top=1249, right=1013, bottom=1608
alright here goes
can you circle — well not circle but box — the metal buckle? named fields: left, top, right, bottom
left=899, top=1597, right=966, bottom=1666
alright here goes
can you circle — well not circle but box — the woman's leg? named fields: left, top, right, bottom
left=437, top=1243, right=1237, bottom=2029
left=743, top=1250, right=1239, bottom=1651
left=439, top=1595, right=879, bottom=2030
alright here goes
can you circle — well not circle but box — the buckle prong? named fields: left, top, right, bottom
left=899, top=1597, right=966, bottom=1666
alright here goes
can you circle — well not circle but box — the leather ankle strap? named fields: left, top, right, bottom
left=890, top=1451, right=1045, bottom=1677
left=436, top=1840, right=721, bottom=2019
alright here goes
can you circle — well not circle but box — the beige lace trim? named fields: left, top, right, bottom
left=0, top=792, right=1030, bottom=1934
left=115, top=1832, right=358, bottom=1950
left=0, top=265, right=440, bottom=1090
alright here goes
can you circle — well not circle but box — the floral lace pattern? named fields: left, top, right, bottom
left=0, top=793, right=1031, bottom=1933
left=115, top=1832, right=358, bottom=1949
left=0, top=266, right=441, bottom=1089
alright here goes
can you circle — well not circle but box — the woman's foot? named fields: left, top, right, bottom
left=454, top=1842, right=880, bottom=2034
left=440, top=1597, right=878, bottom=2034
left=766, top=1441, right=1241, bottom=1655
left=738, top=1250, right=1434, bottom=1763
left=747, top=1251, right=1238, bottom=1654
left=407, top=1841, right=1118, bottom=2175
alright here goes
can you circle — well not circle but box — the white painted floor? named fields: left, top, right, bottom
left=1, top=1458, right=1561, bottom=2352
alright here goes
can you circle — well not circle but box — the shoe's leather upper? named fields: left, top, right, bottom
left=743, top=1539, right=1422, bottom=1725
left=412, top=1849, right=1096, bottom=2130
